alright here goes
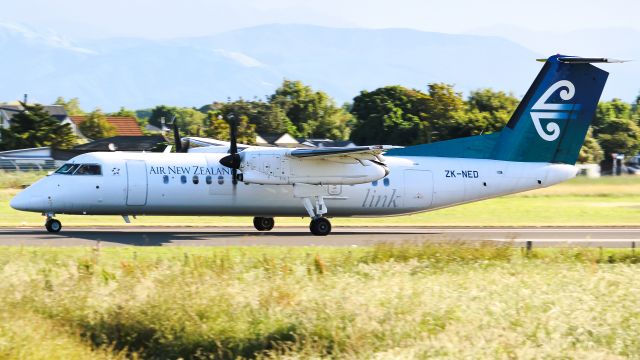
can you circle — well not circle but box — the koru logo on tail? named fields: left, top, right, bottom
left=530, top=80, right=581, bottom=141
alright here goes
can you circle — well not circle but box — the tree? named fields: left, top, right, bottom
left=467, top=88, right=519, bottom=115
left=53, top=97, right=84, bottom=116
left=236, top=116, right=257, bottom=145
left=350, top=86, right=428, bottom=145
left=577, top=130, right=604, bottom=164
left=110, top=107, right=137, bottom=118
left=462, top=88, right=519, bottom=135
left=213, top=100, right=296, bottom=136
left=595, top=118, right=640, bottom=158
left=78, top=109, right=118, bottom=140
left=0, top=103, right=77, bottom=150
left=593, top=98, right=632, bottom=130
left=203, top=111, right=230, bottom=140
left=269, top=80, right=352, bottom=139
left=422, top=83, right=468, bottom=141
left=148, top=105, right=178, bottom=129
left=632, top=94, right=640, bottom=123
left=148, top=106, right=205, bottom=135
left=202, top=112, right=256, bottom=144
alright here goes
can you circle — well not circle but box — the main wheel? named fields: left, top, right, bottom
left=45, top=219, right=62, bottom=233
left=253, top=217, right=275, bottom=231
left=309, top=217, right=331, bottom=236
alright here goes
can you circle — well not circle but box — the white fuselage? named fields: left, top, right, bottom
left=11, top=151, right=577, bottom=218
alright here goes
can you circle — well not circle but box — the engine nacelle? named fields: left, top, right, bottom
left=240, top=151, right=388, bottom=185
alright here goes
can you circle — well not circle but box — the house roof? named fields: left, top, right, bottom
left=0, top=104, right=68, bottom=122
left=258, top=133, right=300, bottom=146
left=42, top=105, right=67, bottom=116
left=297, top=138, right=357, bottom=148
left=69, top=116, right=143, bottom=136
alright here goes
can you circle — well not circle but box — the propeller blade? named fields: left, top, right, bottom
left=229, top=114, right=237, bottom=155
left=171, top=116, right=183, bottom=153
left=229, top=114, right=238, bottom=185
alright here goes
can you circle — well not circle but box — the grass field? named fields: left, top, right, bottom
left=1, top=172, right=640, bottom=227
left=1, top=244, right=640, bottom=359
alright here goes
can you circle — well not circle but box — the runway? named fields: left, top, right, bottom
left=0, top=226, right=638, bottom=247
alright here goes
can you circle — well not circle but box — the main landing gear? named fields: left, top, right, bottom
left=253, top=217, right=275, bottom=231
left=309, top=217, right=331, bottom=236
left=302, top=196, right=332, bottom=236
left=45, top=214, right=62, bottom=233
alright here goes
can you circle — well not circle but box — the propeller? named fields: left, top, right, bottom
left=219, top=114, right=241, bottom=185
left=171, top=116, right=190, bottom=153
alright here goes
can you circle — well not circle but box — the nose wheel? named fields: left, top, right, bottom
left=253, top=217, right=275, bottom=231
left=45, top=218, right=62, bottom=233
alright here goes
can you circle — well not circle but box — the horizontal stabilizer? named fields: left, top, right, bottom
left=536, top=57, right=630, bottom=63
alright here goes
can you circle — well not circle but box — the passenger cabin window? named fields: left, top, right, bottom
left=55, top=164, right=80, bottom=175
left=205, top=176, right=212, bottom=185
left=75, top=164, right=102, bottom=175
left=180, top=175, right=187, bottom=184
left=192, top=175, right=199, bottom=185
left=163, top=175, right=169, bottom=184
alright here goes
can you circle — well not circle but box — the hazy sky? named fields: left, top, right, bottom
left=2, top=0, right=638, bottom=39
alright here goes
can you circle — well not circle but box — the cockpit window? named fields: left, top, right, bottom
left=54, top=163, right=102, bottom=175
left=55, top=163, right=80, bottom=175
left=75, top=164, right=102, bottom=175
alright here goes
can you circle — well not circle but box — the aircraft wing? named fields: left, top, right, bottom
left=184, top=137, right=233, bottom=147
left=183, top=137, right=254, bottom=153
left=289, top=145, right=398, bottom=161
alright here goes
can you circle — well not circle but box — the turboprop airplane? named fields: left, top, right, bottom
left=10, top=55, right=622, bottom=235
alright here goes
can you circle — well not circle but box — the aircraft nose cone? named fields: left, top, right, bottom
left=10, top=193, right=45, bottom=212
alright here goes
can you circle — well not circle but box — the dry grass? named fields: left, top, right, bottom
left=1, top=245, right=640, bottom=359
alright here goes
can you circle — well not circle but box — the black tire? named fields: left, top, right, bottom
left=45, top=219, right=62, bottom=233
left=253, top=217, right=275, bottom=231
left=309, top=217, right=331, bottom=236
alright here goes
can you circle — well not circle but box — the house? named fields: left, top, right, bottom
left=0, top=103, right=70, bottom=129
left=299, top=138, right=356, bottom=148
left=0, top=105, right=21, bottom=129
left=0, top=103, right=73, bottom=143
left=255, top=133, right=356, bottom=148
left=255, top=133, right=301, bottom=147
left=68, top=116, right=143, bottom=138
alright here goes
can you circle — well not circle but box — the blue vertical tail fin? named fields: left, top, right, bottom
left=491, top=55, right=613, bottom=164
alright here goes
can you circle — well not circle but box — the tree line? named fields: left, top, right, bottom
left=2, top=79, right=640, bottom=164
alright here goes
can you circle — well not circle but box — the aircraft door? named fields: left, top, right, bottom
left=403, top=170, right=433, bottom=209
left=126, top=160, right=148, bottom=205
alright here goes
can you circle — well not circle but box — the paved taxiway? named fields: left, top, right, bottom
left=0, top=227, right=638, bottom=247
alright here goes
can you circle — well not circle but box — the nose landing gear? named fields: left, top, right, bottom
left=45, top=215, right=62, bottom=233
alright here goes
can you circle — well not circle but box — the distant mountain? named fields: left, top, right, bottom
left=6, top=23, right=632, bottom=111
